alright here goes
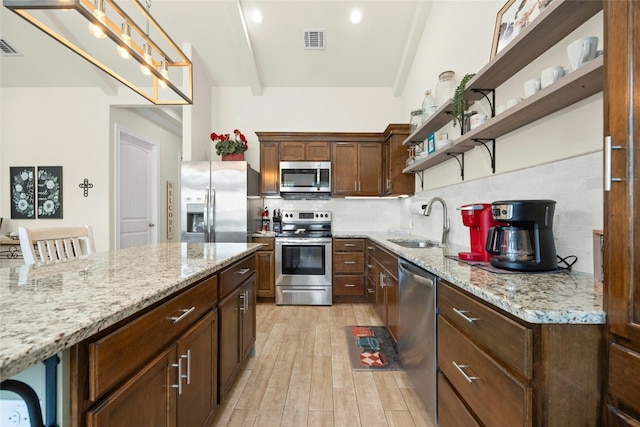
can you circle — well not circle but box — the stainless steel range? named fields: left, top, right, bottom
left=275, top=210, right=332, bottom=305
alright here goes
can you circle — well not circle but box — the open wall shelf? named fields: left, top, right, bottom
left=402, top=0, right=603, bottom=178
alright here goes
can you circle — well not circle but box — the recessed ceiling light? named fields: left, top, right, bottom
left=349, top=9, right=362, bottom=25
left=252, top=9, right=264, bottom=24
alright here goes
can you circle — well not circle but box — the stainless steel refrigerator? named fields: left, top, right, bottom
left=180, top=161, right=261, bottom=243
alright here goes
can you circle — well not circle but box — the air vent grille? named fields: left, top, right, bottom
left=303, top=29, right=325, bottom=50
left=0, top=38, right=21, bottom=56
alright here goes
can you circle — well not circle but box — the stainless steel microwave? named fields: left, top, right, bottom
left=279, top=161, right=331, bottom=194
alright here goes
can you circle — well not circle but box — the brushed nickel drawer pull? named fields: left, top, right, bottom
left=453, top=361, right=479, bottom=383
left=453, top=308, right=479, bottom=323
left=344, top=284, right=356, bottom=287
left=235, top=268, right=251, bottom=275
left=367, top=246, right=374, bottom=250
left=344, top=261, right=356, bottom=264
left=344, top=243, right=356, bottom=247
left=367, top=288, right=374, bottom=294
left=169, top=307, right=195, bottom=323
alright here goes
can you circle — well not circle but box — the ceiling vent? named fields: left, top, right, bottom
left=0, top=38, right=22, bottom=56
left=303, top=29, right=326, bottom=50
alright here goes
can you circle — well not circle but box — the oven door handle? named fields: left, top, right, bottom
left=317, top=167, right=321, bottom=191
left=276, top=238, right=332, bottom=245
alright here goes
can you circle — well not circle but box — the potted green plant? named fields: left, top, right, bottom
left=211, top=129, right=248, bottom=160
left=452, top=73, right=476, bottom=129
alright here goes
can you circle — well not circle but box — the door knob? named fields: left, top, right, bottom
left=149, top=223, right=155, bottom=227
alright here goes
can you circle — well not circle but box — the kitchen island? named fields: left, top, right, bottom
left=0, top=241, right=261, bottom=381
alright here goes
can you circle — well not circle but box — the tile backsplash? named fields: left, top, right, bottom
left=263, top=151, right=603, bottom=274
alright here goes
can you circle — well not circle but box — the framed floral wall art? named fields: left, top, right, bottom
left=37, top=166, right=63, bottom=219
left=10, top=166, right=36, bottom=219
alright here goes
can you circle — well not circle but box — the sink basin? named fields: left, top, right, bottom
left=387, top=239, right=439, bottom=248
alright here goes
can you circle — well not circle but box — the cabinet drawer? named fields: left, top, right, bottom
left=88, top=275, right=217, bottom=400
left=608, top=343, right=640, bottom=415
left=438, top=315, right=531, bottom=427
left=219, top=254, right=256, bottom=299
left=253, top=237, right=275, bottom=251
left=334, top=238, right=365, bottom=252
left=438, top=373, right=481, bottom=427
left=334, top=252, right=364, bottom=274
left=438, top=281, right=532, bottom=378
left=334, top=275, right=365, bottom=296
left=374, top=245, right=398, bottom=278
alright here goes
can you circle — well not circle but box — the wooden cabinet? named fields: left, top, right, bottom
left=438, top=280, right=602, bottom=426
left=366, top=240, right=399, bottom=340
left=218, top=254, right=256, bottom=402
left=383, top=124, right=414, bottom=196
left=72, top=274, right=219, bottom=427
left=332, top=238, right=367, bottom=301
left=253, top=237, right=275, bottom=298
left=332, top=142, right=383, bottom=196
left=281, top=141, right=330, bottom=161
left=603, top=3, right=640, bottom=424
left=259, top=141, right=280, bottom=195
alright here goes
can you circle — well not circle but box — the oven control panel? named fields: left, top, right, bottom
left=281, top=211, right=331, bottom=222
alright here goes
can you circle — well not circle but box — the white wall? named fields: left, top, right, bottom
left=1, top=87, right=183, bottom=252
left=210, top=86, right=403, bottom=169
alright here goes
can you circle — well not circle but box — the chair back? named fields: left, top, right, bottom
left=18, top=225, right=95, bottom=265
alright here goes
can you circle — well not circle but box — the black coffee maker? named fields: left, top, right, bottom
left=485, top=200, right=557, bottom=271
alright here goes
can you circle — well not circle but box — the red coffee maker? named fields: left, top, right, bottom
left=458, top=203, right=502, bottom=262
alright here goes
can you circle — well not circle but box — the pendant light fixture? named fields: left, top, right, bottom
left=3, top=0, right=193, bottom=105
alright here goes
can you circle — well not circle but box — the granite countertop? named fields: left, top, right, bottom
left=334, top=231, right=604, bottom=326
left=0, top=242, right=261, bottom=381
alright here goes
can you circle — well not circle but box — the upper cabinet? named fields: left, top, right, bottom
left=280, top=141, right=331, bottom=161
left=402, top=0, right=603, bottom=178
left=257, top=131, right=411, bottom=198
left=603, top=1, right=640, bottom=425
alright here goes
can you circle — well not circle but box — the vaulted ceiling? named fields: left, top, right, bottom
left=0, top=1, right=432, bottom=97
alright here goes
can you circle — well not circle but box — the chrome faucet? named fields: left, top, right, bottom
left=422, top=197, right=450, bottom=244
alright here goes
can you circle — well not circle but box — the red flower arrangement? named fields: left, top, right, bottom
left=211, top=129, right=248, bottom=155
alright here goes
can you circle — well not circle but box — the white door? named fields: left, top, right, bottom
left=116, top=126, right=158, bottom=249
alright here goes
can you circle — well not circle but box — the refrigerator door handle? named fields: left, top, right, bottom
left=210, top=188, right=216, bottom=243
left=204, top=187, right=210, bottom=242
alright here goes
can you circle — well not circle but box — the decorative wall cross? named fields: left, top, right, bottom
left=79, top=178, right=93, bottom=197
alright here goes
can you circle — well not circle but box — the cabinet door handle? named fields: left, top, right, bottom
left=171, top=356, right=185, bottom=394
left=604, top=136, right=623, bottom=192
left=244, top=290, right=249, bottom=312
left=168, top=307, right=195, bottom=323
left=367, top=288, right=374, bottom=294
left=379, top=272, right=386, bottom=288
left=240, top=292, right=246, bottom=312
left=235, top=268, right=251, bottom=275
left=185, top=350, right=191, bottom=385
left=453, top=308, right=479, bottom=323
left=344, top=261, right=356, bottom=264
left=453, top=361, right=479, bottom=383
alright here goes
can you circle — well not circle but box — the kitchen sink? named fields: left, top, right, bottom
left=387, top=239, right=439, bottom=248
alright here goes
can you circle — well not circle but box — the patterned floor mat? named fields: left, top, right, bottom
left=344, top=326, right=403, bottom=371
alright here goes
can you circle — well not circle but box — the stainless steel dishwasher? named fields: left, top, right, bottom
left=398, top=259, right=437, bottom=426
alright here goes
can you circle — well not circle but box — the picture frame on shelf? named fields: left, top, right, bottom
left=491, top=0, right=555, bottom=58
left=427, top=133, right=436, bottom=154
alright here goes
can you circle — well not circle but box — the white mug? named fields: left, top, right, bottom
left=506, top=97, right=523, bottom=108
left=541, top=66, right=564, bottom=88
left=567, top=36, right=598, bottom=71
left=524, top=78, right=541, bottom=98
left=469, top=113, right=489, bottom=130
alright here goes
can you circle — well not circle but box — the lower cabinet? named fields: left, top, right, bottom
left=253, top=236, right=275, bottom=298
left=332, top=238, right=367, bottom=302
left=437, top=280, right=602, bottom=427
left=218, top=254, right=257, bottom=402
left=72, top=274, right=219, bottom=427
left=367, top=240, right=399, bottom=340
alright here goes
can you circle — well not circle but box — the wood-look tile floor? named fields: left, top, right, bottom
left=212, top=302, right=435, bottom=427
